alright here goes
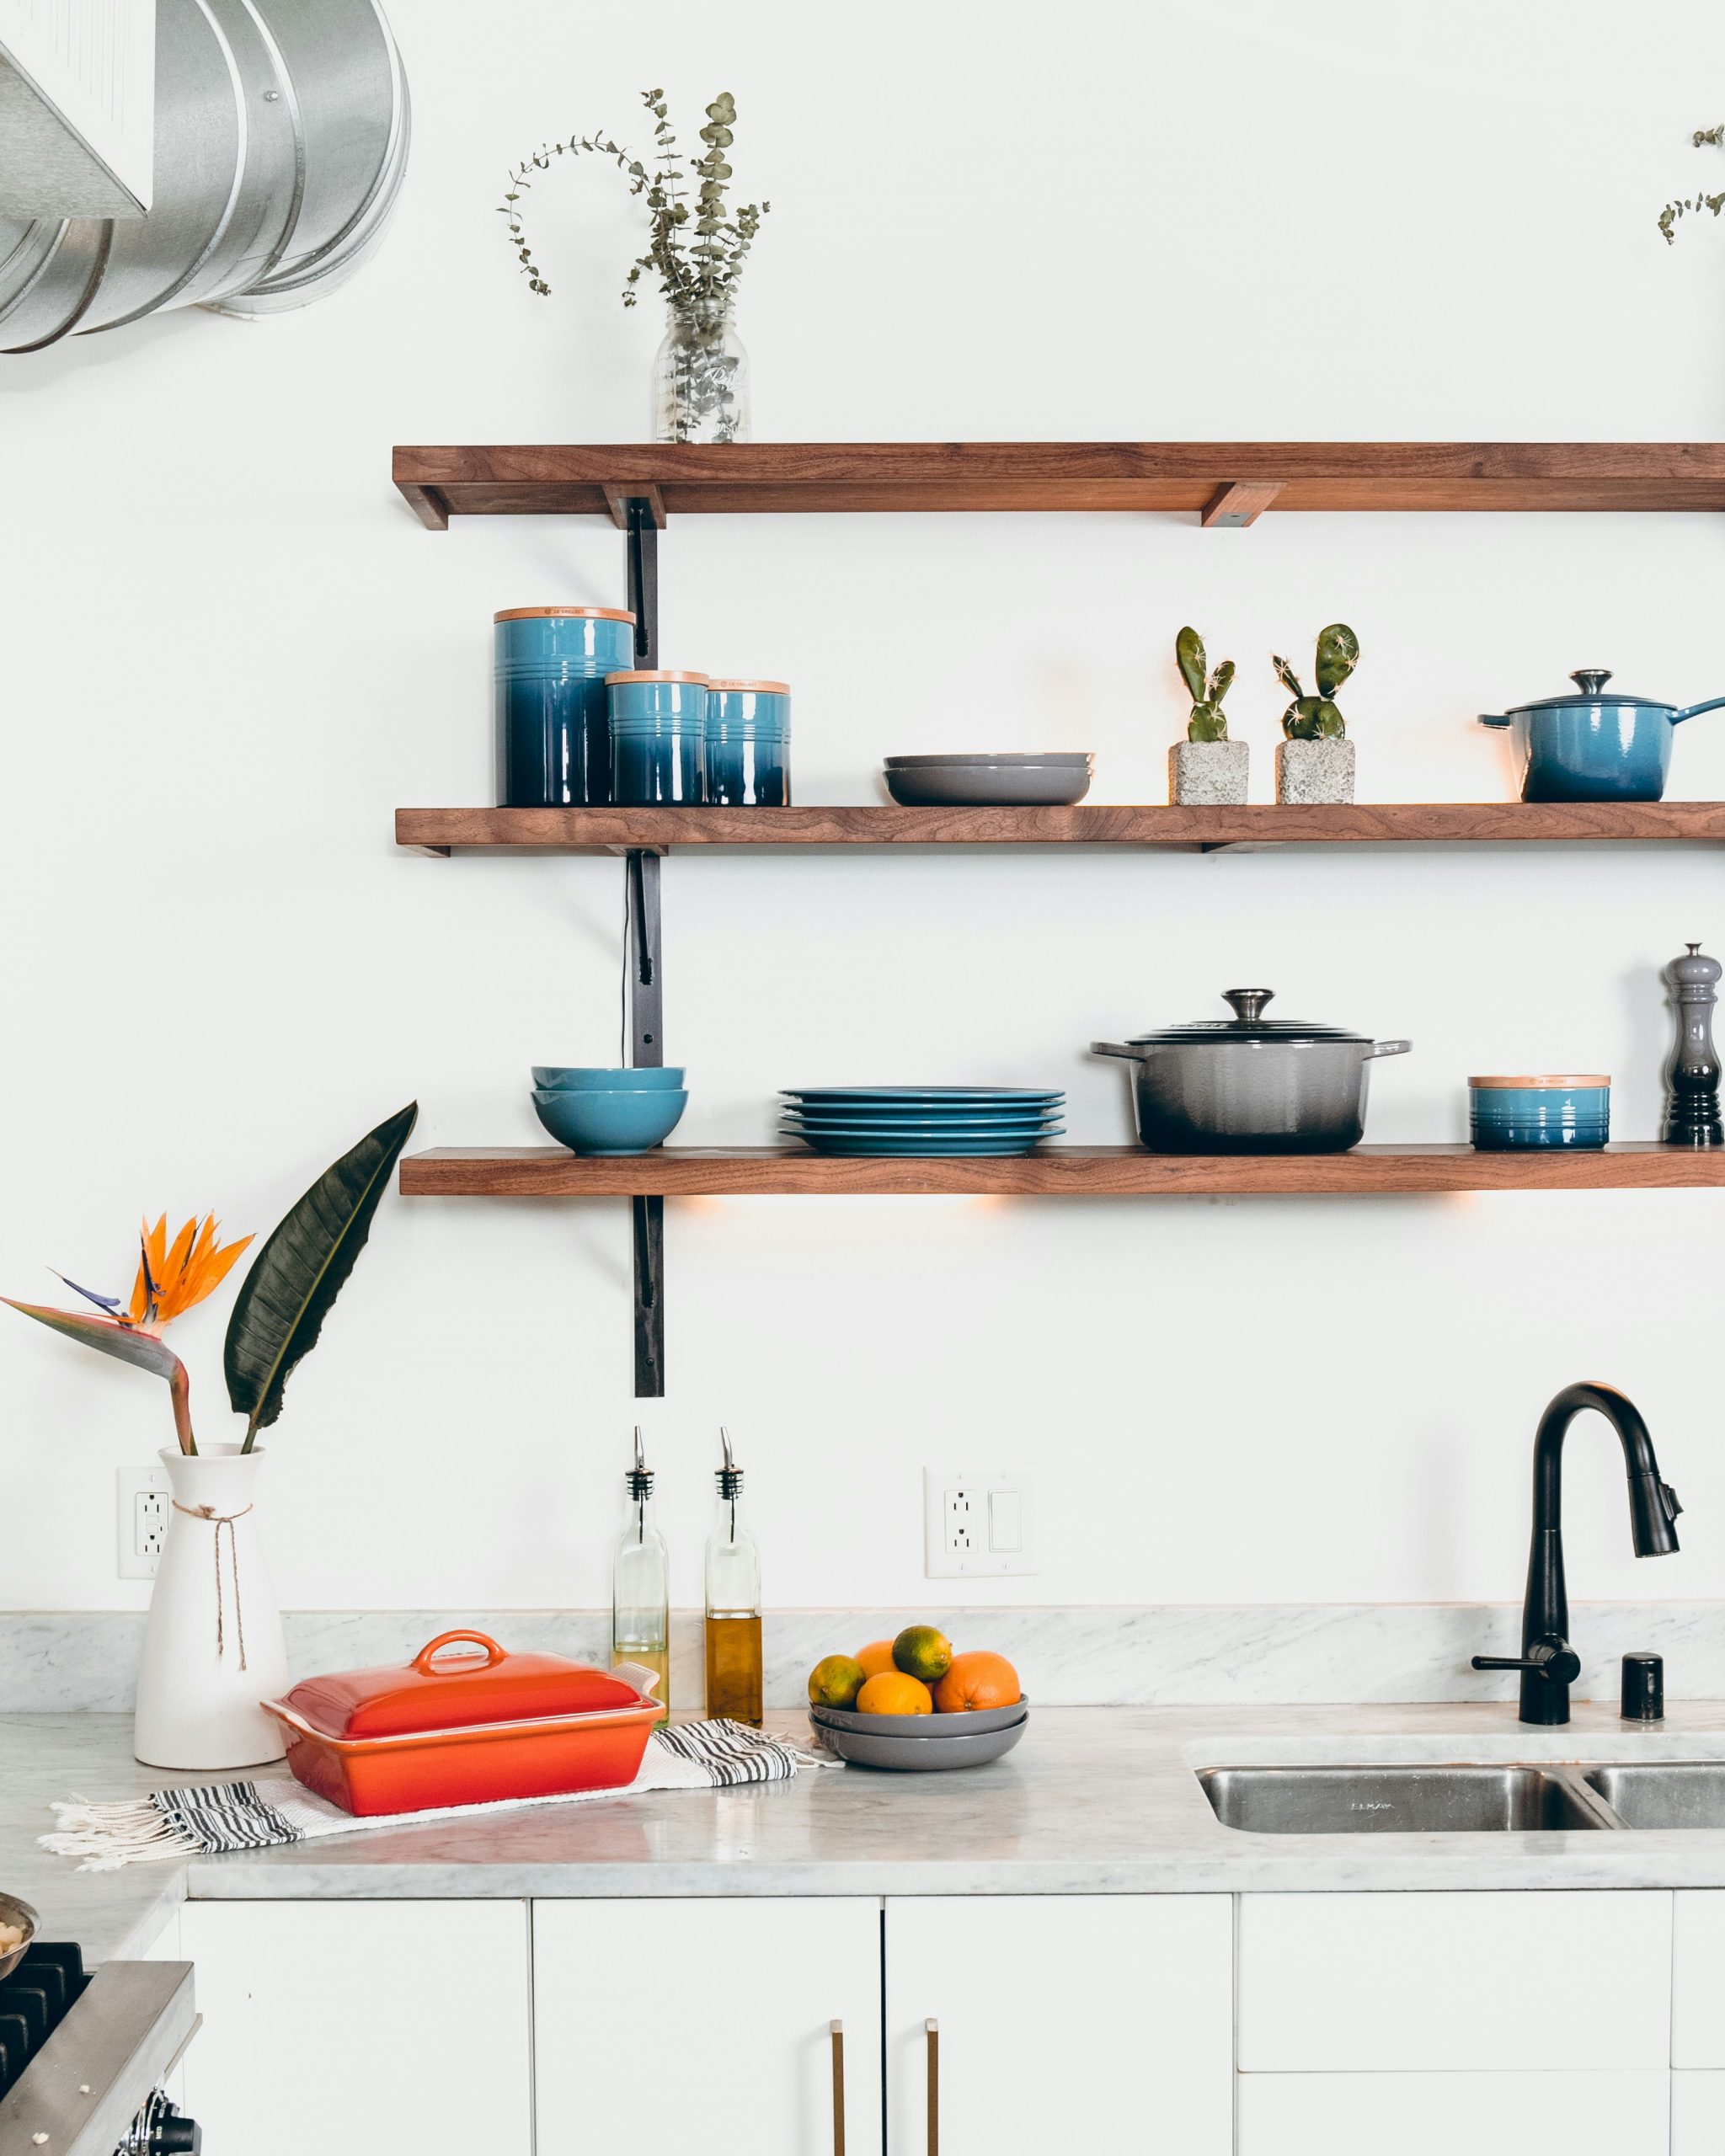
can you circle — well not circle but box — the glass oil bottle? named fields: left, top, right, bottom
left=611, top=1428, right=670, bottom=1721
left=704, top=1427, right=763, bottom=1725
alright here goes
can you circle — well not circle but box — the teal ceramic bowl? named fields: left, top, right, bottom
left=532, top=1088, right=688, bottom=1155
left=532, top=1065, right=686, bottom=1091
left=1469, top=1075, right=1610, bottom=1150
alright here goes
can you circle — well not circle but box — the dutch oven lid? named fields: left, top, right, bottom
left=1126, top=989, right=1369, bottom=1046
left=1507, top=669, right=1673, bottom=713
left=279, top=1630, right=649, bottom=1741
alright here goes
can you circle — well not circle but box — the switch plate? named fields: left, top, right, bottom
left=923, top=1468, right=1036, bottom=1577
left=117, top=1466, right=170, bottom=1579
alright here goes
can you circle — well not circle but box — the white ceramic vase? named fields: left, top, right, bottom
left=133, top=1444, right=290, bottom=1770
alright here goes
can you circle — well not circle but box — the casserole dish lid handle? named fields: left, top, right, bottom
left=413, top=1630, right=509, bottom=1673
left=1090, top=1042, right=1142, bottom=1059
left=1364, top=1038, right=1413, bottom=1059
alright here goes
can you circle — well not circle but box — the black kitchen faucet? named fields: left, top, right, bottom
left=1471, top=1382, right=1683, bottom=1726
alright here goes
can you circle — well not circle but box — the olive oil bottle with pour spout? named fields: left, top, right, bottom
left=612, top=1428, right=670, bottom=1721
left=704, top=1427, right=763, bottom=1725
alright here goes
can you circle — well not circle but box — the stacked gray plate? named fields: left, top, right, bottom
left=808, top=1698, right=1029, bottom=1771
left=781, top=1086, right=1065, bottom=1156
left=884, top=752, right=1093, bottom=808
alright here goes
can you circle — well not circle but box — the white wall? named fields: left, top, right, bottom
left=5, top=0, right=1725, bottom=1623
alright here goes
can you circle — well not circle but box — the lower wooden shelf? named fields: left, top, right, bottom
left=400, top=1143, right=1725, bottom=1198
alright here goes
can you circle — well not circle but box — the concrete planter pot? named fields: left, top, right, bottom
left=1169, top=739, right=1249, bottom=807
left=1276, top=738, right=1356, bottom=805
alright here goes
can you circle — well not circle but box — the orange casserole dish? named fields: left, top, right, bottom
left=263, top=1630, right=662, bottom=1817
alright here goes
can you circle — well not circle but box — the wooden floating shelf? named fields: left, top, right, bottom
left=401, top=1145, right=1725, bottom=1199
left=397, top=802, right=1725, bottom=856
left=393, top=442, right=1725, bottom=529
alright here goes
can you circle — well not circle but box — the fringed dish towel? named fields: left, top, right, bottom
left=44, top=1720, right=830, bottom=1872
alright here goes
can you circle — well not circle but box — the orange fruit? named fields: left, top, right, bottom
left=808, top=1655, right=867, bottom=1710
left=856, top=1671, right=934, bottom=1716
left=855, top=1639, right=898, bottom=1679
left=932, top=1650, right=1022, bottom=1714
left=892, top=1625, right=953, bottom=1684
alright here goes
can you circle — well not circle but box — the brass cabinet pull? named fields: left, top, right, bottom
left=926, top=2018, right=939, bottom=2156
left=830, top=2020, right=846, bottom=2156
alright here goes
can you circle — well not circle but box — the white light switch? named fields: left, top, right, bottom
left=923, top=1469, right=1036, bottom=1577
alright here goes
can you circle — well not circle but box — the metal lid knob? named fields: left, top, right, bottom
left=1221, top=989, right=1274, bottom=1025
left=1570, top=669, right=1613, bottom=696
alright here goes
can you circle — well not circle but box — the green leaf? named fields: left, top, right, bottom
left=1273, top=654, right=1304, bottom=699
left=1315, top=623, right=1359, bottom=697
left=224, top=1103, right=418, bottom=1446
left=1208, top=658, right=1235, bottom=705
left=1176, top=626, right=1207, bottom=702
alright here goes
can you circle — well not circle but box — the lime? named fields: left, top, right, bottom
left=808, top=1654, right=868, bottom=1710
left=892, top=1625, right=953, bottom=1684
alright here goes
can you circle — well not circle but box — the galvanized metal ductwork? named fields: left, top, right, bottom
left=0, top=0, right=409, bottom=350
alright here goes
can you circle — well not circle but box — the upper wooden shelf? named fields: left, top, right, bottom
left=403, top=1144, right=1725, bottom=1198
left=397, top=803, right=1725, bottom=856
left=392, top=442, right=1725, bottom=529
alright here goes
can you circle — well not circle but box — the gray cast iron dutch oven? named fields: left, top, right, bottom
left=1092, top=990, right=1412, bottom=1153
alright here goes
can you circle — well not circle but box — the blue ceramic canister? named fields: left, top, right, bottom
left=705, top=678, right=792, bottom=806
left=607, top=671, right=710, bottom=804
left=496, top=606, right=638, bottom=808
left=1469, top=1074, right=1611, bottom=1150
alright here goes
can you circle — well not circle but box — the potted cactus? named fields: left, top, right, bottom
left=1273, top=623, right=1359, bottom=803
left=1168, top=627, right=1247, bottom=805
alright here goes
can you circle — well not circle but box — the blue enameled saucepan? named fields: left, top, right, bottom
left=1479, top=670, right=1725, bottom=803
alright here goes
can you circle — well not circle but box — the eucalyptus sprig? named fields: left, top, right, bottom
left=1658, top=125, right=1725, bottom=243
left=499, top=88, right=769, bottom=315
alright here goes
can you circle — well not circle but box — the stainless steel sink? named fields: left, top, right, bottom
left=1199, top=1764, right=1615, bottom=1834
left=1581, top=1763, right=1725, bottom=1828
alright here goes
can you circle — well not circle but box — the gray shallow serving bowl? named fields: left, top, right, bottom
left=885, top=764, right=1093, bottom=808
left=885, top=752, right=1094, bottom=769
left=812, top=1716, right=1028, bottom=1771
left=809, top=1696, right=1028, bottom=1739
left=0, top=1894, right=38, bottom=1983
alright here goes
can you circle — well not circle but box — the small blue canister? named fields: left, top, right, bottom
left=706, top=678, right=791, bottom=806
left=1469, top=1075, right=1611, bottom=1150
left=496, top=606, right=637, bottom=808
left=607, top=671, right=709, bottom=804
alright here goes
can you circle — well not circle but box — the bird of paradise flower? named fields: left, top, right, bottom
left=4, top=1216, right=253, bottom=1455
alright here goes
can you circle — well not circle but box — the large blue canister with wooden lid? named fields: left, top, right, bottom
left=495, top=606, right=638, bottom=808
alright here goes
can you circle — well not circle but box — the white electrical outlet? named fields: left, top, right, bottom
left=117, top=1466, right=170, bottom=1579
left=923, top=1468, right=1036, bottom=1577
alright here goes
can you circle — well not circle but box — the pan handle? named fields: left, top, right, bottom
left=1090, top=1041, right=1144, bottom=1059
left=1364, top=1039, right=1413, bottom=1059
left=1477, top=712, right=1513, bottom=728
left=1672, top=695, right=1725, bottom=725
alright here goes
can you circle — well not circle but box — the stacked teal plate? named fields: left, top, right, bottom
left=781, top=1086, right=1065, bottom=1156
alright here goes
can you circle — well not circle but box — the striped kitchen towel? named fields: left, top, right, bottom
left=42, top=1720, right=832, bottom=1872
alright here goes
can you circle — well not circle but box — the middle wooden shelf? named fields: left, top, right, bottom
left=400, top=1144, right=1725, bottom=1199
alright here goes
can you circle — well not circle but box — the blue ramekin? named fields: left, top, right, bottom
left=1469, top=1075, right=1611, bottom=1150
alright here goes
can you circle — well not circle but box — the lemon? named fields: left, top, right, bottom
left=808, top=1655, right=867, bottom=1710
left=892, top=1625, right=953, bottom=1685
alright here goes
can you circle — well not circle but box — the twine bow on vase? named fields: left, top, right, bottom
left=172, top=1501, right=254, bottom=1670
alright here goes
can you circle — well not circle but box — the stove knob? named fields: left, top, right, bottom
left=147, top=2105, right=200, bottom=2153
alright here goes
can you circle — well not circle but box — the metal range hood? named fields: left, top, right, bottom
left=0, top=0, right=409, bottom=350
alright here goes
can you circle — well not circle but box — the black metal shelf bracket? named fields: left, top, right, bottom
left=622, top=494, right=665, bottom=1395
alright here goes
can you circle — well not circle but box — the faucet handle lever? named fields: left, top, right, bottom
left=1471, top=1638, right=1581, bottom=1687
left=1662, top=1480, right=1684, bottom=1521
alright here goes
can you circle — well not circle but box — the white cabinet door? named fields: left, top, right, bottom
left=1674, top=2072, right=1725, bottom=2151
left=534, top=1898, right=883, bottom=2156
left=1237, top=1890, right=1671, bottom=2072
left=884, top=1895, right=1231, bottom=2156
left=179, top=1899, right=531, bottom=2156
left=1676, top=1892, right=1725, bottom=2066
left=1239, top=2068, right=1669, bottom=2155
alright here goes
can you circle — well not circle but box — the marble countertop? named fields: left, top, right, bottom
left=19, top=1702, right=1725, bottom=1961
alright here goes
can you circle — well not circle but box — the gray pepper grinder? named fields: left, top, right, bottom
left=1664, top=942, right=1724, bottom=1147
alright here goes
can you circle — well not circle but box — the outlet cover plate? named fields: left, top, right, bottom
left=117, top=1465, right=170, bottom=1579
left=923, top=1467, right=1036, bottom=1578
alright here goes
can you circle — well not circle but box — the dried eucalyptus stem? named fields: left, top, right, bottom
left=499, top=88, right=769, bottom=312
left=1658, top=125, right=1725, bottom=243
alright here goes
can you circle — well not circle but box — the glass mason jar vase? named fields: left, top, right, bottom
left=652, top=304, right=750, bottom=444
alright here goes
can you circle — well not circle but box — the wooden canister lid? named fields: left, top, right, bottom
left=707, top=678, right=791, bottom=694
left=1467, top=1074, right=1612, bottom=1089
left=494, top=606, right=637, bottom=624
left=604, top=670, right=711, bottom=685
